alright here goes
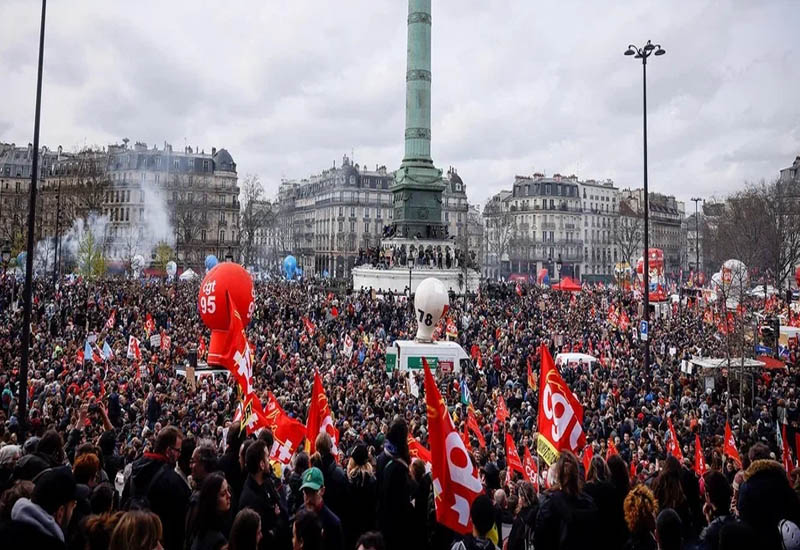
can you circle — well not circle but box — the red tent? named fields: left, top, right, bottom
left=756, top=355, right=786, bottom=370
left=552, top=276, right=581, bottom=292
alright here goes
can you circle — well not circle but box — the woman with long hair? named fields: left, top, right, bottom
left=534, top=450, right=599, bottom=549
left=227, top=508, right=262, bottom=550
left=346, top=443, right=377, bottom=548
left=185, top=472, right=232, bottom=550
left=607, top=454, right=633, bottom=548
left=652, top=456, right=691, bottom=535
left=109, top=510, right=163, bottom=550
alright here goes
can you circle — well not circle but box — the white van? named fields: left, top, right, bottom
left=385, top=340, right=472, bottom=375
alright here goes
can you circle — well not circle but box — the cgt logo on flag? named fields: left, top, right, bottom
left=537, top=343, right=586, bottom=465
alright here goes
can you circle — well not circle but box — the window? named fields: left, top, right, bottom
left=202, top=230, right=207, bottom=242
left=339, top=207, right=343, bottom=217
left=338, top=221, right=343, bottom=231
left=350, top=207, right=355, bottom=217
left=364, top=208, right=369, bottom=218
left=220, top=230, right=225, bottom=243
left=364, top=222, right=369, bottom=233
left=350, top=221, right=355, bottom=232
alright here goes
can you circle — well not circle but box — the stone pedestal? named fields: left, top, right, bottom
left=352, top=265, right=479, bottom=294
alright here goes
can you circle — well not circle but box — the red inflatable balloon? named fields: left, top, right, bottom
left=795, top=265, right=800, bottom=288
left=198, top=262, right=254, bottom=364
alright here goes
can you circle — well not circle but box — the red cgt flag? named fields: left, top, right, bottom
left=264, top=392, right=307, bottom=465
left=523, top=445, right=538, bottom=491
left=505, top=433, right=525, bottom=477
left=694, top=434, right=707, bottom=476
left=105, top=309, right=116, bottom=330
left=537, top=343, right=586, bottom=466
left=724, top=421, right=741, bottom=466
left=220, top=308, right=255, bottom=398
left=144, top=313, right=155, bottom=336
left=306, top=370, right=339, bottom=456
left=423, top=358, right=483, bottom=535
left=667, top=417, right=684, bottom=460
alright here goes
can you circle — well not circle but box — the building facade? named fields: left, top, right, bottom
left=101, top=141, right=240, bottom=268
left=275, top=155, right=470, bottom=278
left=0, top=143, right=58, bottom=251
left=577, top=178, right=619, bottom=282
left=619, top=189, right=686, bottom=274
left=483, top=173, right=585, bottom=281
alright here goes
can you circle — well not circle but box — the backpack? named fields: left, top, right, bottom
left=123, top=463, right=168, bottom=511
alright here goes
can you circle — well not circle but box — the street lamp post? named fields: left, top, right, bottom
left=625, top=39, right=665, bottom=374
left=408, top=247, right=416, bottom=296
left=19, top=0, right=48, bottom=440
left=690, top=197, right=702, bottom=277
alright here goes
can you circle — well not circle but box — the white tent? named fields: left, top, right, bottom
left=179, top=268, right=198, bottom=281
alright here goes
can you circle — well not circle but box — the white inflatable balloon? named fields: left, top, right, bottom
left=166, top=261, right=177, bottom=278
left=414, top=277, right=449, bottom=342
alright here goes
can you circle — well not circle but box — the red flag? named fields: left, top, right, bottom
left=331, top=306, right=339, bottom=318
left=220, top=309, right=255, bottom=398
left=618, top=311, right=630, bottom=331
left=527, top=356, right=536, bottom=391
left=606, top=439, right=618, bottom=460
left=516, top=282, right=522, bottom=296
left=160, top=331, right=171, bottom=351
left=264, top=393, right=307, bottom=465
left=408, top=435, right=432, bottom=468
left=630, top=459, right=637, bottom=481
left=582, top=444, right=594, bottom=479
left=198, top=336, right=207, bottom=357
left=724, top=421, right=741, bottom=466
left=607, top=305, right=619, bottom=327
left=462, top=422, right=473, bottom=453
left=782, top=425, right=793, bottom=474
left=694, top=434, right=707, bottom=476
left=423, top=358, right=482, bottom=535
left=76, top=350, right=84, bottom=365
left=505, top=433, right=525, bottom=476
left=466, top=408, right=486, bottom=448
left=470, top=344, right=480, bottom=360
left=105, top=309, right=116, bottom=330
left=306, top=371, right=339, bottom=456
left=496, top=395, right=509, bottom=424
left=144, top=313, right=155, bottom=336
left=536, top=343, right=586, bottom=465
left=666, top=417, right=684, bottom=460
left=523, top=445, right=538, bottom=491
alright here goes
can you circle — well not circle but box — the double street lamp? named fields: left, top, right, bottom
left=625, top=40, right=665, bottom=373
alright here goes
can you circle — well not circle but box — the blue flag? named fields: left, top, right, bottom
left=84, top=341, right=92, bottom=363
left=102, top=340, right=113, bottom=360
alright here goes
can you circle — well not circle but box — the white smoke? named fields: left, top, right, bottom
left=136, top=178, right=175, bottom=257
left=32, top=213, right=110, bottom=276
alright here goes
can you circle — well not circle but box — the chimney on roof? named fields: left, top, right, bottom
left=212, top=147, right=216, bottom=156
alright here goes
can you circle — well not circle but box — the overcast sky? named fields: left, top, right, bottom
left=2, top=1, right=798, bottom=207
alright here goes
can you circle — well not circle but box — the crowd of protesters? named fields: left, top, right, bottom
left=0, top=273, right=798, bottom=550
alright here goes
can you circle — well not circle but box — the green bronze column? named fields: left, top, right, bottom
left=392, top=0, right=446, bottom=240
left=404, top=0, right=432, bottom=164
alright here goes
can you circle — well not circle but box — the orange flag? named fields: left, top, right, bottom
left=523, top=445, right=538, bottom=490
left=466, top=408, right=486, bottom=448
left=527, top=356, right=536, bottom=391
left=667, top=417, right=684, bottom=460
left=582, top=444, right=594, bottom=479
left=497, top=394, right=510, bottom=423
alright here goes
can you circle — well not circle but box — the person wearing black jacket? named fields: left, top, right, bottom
left=376, top=417, right=414, bottom=550
left=506, top=481, right=538, bottom=550
left=534, top=451, right=599, bottom=550
left=121, top=426, right=191, bottom=550
left=218, top=424, right=246, bottom=507
left=346, top=443, right=377, bottom=549
left=314, top=432, right=348, bottom=525
left=236, top=440, right=287, bottom=550
left=584, top=456, right=619, bottom=550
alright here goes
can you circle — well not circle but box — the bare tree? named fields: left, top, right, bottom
left=168, top=173, right=208, bottom=262
left=239, top=174, right=273, bottom=267
left=614, top=212, right=643, bottom=267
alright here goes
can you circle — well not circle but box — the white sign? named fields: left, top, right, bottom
left=149, top=333, right=162, bottom=348
left=639, top=320, right=649, bottom=341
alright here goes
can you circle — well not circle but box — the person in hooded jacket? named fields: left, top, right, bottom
left=583, top=455, right=619, bottom=550
left=121, top=425, right=190, bottom=550
left=0, top=465, right=88, bottom=550
left=13, top=430, right=64, bottom=481
left=737, top=443, right=800, bottom=550
left=314, top=432, right=348, bottom=525
left=288, top=451, right=310, bottom=515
